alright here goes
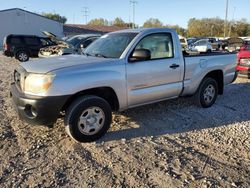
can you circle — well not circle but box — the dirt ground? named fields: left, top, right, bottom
left=0, top=54, right=249, bottom=188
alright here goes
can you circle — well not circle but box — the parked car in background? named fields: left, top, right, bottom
left=226, top=37, right=244, bottom=52
left=179, top=35, right=188, bottom=51
left=206, top=37, right=221, bottom=50
left=3, top=34, right=55, bottom=62
left=39, top=34, right=101, bottom=57
left=190, top=39, right=212, bottom=53
left=187, top=37, right=199, bottom=45
left=237, top=42, right=250, bottom=78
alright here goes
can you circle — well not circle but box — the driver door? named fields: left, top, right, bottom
left=126, top=33, right=183, bottom=107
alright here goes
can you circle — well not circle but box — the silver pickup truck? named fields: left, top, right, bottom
left=10, top=28, right=237, bottom=142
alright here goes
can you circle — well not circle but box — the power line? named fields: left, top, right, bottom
left=82, top=7, right=89, bottom=24
left=130, top=0, right=137, bottom=29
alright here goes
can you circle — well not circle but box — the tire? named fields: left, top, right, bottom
left=65, top=95, right=112, bottom=142
left=195, top=77, right=218, bottom=108
left=16, top=51, right=29, bottom=62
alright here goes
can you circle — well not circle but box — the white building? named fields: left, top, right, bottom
left=0, top=8, right=64, bottom=48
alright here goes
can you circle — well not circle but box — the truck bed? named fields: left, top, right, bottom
left=182, top=51, right=237, bottom=96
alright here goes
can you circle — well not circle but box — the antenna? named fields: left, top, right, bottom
left=130, top=0, right=137, bottom=29
left=82, top=7, right=89, bottom=24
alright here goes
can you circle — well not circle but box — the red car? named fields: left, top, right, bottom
left=237, top=42, right=250, bottom=78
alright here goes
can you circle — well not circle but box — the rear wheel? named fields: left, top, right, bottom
left=16, top=51, right=29, bottom=62
left=195, top=77, right=218, bottom=108
left=65, top=95, right=112, bottom=142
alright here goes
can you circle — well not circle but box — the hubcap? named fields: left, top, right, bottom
left=77, top=107, right=105, bottom=135
left=19, top=53, right=28, bottom=61
left=203, top=84, right=215, bottom=104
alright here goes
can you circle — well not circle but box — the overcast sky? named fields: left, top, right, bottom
left=1, top=0, right=249, bottom=28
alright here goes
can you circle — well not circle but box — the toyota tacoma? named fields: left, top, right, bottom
left=10, top=28, right=237, bottom=142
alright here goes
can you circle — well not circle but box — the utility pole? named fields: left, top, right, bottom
left=228, top=7, right=236, bottom=37
left=130, top=0, right=137, bottom=29
left=223, top=0, right=229, bottom=38
left=82, top=7, right=89, bottom=24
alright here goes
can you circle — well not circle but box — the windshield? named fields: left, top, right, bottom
left=66, top=36, right=86, bottom=46
left=84, top=32, right=138, bottom=58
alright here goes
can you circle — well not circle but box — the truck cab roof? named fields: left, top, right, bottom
left=112, top=28, right=176, bottom=34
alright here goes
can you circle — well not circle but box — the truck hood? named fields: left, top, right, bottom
left=21, top=55, right=115, bottom=74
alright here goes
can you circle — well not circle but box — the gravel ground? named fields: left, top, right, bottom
left=0, top=54, right=249, bottom=188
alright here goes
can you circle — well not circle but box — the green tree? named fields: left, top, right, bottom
left=234, top=19, right=250, bottom=36
left=112, top=17, right=126, bottom=27
left=187, top=17, right=250, bottom=37
left=143, top=18, right=163, bottom=28
left=42, top=13, right=67, bottom=24
left=166, top=24, right=187, bottom=36
left=88, top=18, right=109, bottom=26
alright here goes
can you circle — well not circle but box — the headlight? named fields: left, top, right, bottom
left=24, top=73, right=55, bottom=95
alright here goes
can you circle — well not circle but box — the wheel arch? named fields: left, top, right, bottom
left=15, top=48, right=31, bottom=58
left=203, top=70, right=224, bottom=95
left=62, top=87, right=120, bottom=112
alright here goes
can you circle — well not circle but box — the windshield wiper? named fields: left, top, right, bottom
left=82, top=52, right=92, bottom=56
left=93, top=53, right=107, bottom=58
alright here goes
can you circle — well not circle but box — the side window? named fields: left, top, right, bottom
left=135, top=33, right=174, bottom=59
left=10, top=37, right=22, bottom=44
left=195, top=41, right=200, bottom=46
left=200, top=41, right=207, bottom=45
left=82, top=39, right=94, bottom=48
left=24, top=37, right=40, bottom=45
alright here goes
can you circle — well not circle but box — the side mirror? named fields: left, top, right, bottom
left=129, top=49, right=151, bottom=62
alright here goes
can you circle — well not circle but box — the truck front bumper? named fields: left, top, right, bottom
left=10, top=83, right=70, bottom=125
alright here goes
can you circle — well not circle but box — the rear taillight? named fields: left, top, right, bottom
left=3, top=43, right=8, bottom=50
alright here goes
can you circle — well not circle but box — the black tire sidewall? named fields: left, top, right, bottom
left=16, top=51, right=29, bottom=62
left=198, top=78, right=218, bottom=108
left=65, top=96, right=112, bottom=142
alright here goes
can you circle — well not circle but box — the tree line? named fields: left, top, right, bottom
left=42, top=12, right=250, bottom=37
left=87, top=17, right=250, bottom=37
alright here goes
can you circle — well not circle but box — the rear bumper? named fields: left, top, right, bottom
left=10, top=83, right=70, bottom=125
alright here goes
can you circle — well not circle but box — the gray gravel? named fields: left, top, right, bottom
left=0, top=54, right=249, bottom=188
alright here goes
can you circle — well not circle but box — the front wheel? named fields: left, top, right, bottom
left=65, top=95, right=112, bottom=142
left=195, top=77, right=218, bottom=108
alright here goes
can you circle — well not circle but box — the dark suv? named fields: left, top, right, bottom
left=3, top=34, right=55, bottom=62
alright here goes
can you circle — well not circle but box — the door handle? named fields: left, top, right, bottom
left=169, top=64, right=180, bottom=69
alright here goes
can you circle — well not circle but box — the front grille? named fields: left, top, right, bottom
left=239, top=70, right=250, bottom=75
left=239, top=58, right=250, bottom=66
